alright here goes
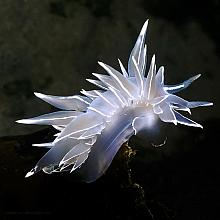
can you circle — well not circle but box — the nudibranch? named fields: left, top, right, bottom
left=17, top=20, right=213, bottom=182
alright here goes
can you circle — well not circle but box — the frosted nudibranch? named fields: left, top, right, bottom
left=17, top=20, right=213, bottom=182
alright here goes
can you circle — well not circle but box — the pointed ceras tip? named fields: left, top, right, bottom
left=15, top=119, right=22, bottom=124
left=15, top=119, right=32, bottom=124
left=98, top=61, right=105, bottom=68
left=198, top=124, right=203, bottom=129
left=152, top=54, right=156, bottom=61
left=34, top=92, right=44, bottom=98
left=25, top=170, right=35, bottom=178
left=140, top=19, right=149, bottom=36
left=195, top=74, right=201, bottom=79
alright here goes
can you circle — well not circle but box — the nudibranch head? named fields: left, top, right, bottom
left=17, top=20, right=213, bottom=182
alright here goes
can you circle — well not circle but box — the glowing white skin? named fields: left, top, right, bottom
left=17, top=20, right=213, bottom=182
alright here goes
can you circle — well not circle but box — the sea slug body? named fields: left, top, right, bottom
left=17, top=20, right=213, bottom=182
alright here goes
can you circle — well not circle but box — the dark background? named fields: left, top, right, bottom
left=0, top=0, right=219, bottom=219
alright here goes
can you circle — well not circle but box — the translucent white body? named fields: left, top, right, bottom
left=17, top=20, right=212, bottom=182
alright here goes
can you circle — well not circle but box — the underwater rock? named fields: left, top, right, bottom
left=0, top=127, right=171, bottom=219
left=0, top=119, right=219, bottom=219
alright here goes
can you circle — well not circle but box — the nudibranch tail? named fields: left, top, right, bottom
left=17, top=20, right=213, bottom=182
